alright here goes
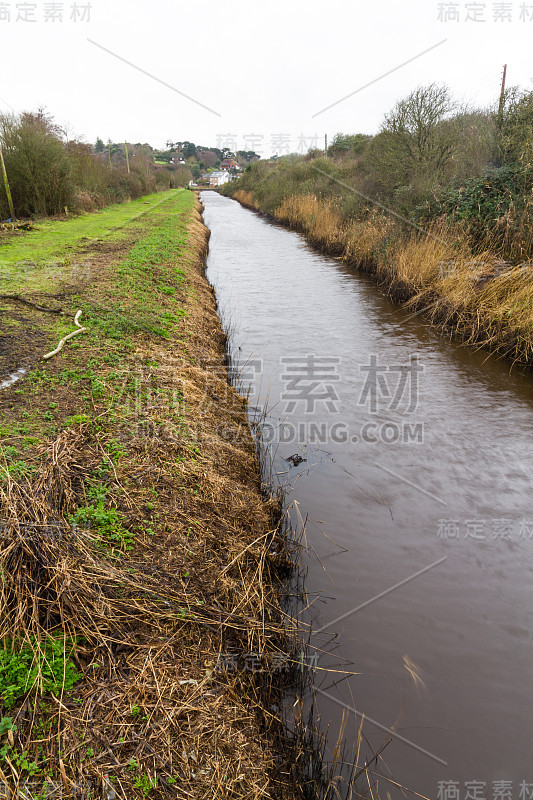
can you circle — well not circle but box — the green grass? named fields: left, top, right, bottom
left=0, top=189, right=182, bottom=293
left=0, top=445, right=36, bottom=482
left=0, top=189, right=196, bottom=450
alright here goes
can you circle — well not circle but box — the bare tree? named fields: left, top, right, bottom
left=498, top=87, right=533, bottom=166
left=382, top=83, right=456, bottom=172
left=364, top=83, right=459, bottom=210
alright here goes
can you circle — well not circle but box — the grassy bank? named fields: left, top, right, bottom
left=222, top=173, right=533, bottom=366
left=0, top=189, right=304, bottom=798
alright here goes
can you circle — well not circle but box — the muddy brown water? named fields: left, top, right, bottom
left=201, top=191, right=533, bottom=799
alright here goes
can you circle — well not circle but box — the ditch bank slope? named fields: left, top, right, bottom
left=0, top=191, right=302, bottom=799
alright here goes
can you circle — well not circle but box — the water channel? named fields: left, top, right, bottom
left=201, top=191, right=533, bottom=799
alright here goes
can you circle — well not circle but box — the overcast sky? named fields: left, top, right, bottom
left=1, top=0, right=532, bottom=157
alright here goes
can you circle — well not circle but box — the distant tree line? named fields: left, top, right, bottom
left=0, top=112, right=261, bottom=219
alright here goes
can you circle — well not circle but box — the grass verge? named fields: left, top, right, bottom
left=0, top=190, right=305, bottom=798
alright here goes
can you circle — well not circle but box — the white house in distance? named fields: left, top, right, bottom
left=209, top=170, right=231, bottom=187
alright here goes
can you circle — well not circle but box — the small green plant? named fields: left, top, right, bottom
left=133, top=774, right=158, bottom=795
left=69, top=484, right=134, bottom=552
left=0, top=460, right=36, bottom=481
left=90, top=376, right=106, bottom=397
left=0, top=638, right=80, bottom=708
left=65, top=414, right=91, bottom=426
left=0, top=717, right=14, bottom=736
left=0, top=732, right=39, bottom=776
left=107, top=438, right=126, bottom=464
left=5, top=750, right=39, bottom=776
left=1, top=446, right=19, bottom=461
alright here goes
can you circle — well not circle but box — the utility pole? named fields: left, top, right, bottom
left=498, top=64, right=507, bottom=116
left=325, top=133, right=328, bottom=156
left=125, top=141, right=130, bottom=173
left=0, top=144, right=16, bottom=223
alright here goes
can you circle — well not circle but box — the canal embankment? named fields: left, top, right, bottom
left=0, top=189, right=309, bottom=799
left=221, top=184, right=533, bottom=367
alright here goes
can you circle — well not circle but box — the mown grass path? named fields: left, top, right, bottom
left=0, top=190, right=183, bottom=292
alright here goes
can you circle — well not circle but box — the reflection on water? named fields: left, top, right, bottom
left=202, top=191, right=533, bottom=799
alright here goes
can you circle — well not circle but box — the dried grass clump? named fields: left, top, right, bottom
left=395, top=227, right=533, bottom=363
left=232, top=189, right=255, bottom=208
left=343, top=212, right=395, bottom=268
left=274, top=195, right=346, bottom=253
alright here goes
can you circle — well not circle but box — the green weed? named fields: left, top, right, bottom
left=69, top=484, right=134, bottom=553
left=0, top=638, right=80, bottom=708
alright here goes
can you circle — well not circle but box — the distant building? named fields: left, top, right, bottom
left=209, top=170, right=231, bottom=187
left=220, top=158, right=239, bottom=171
